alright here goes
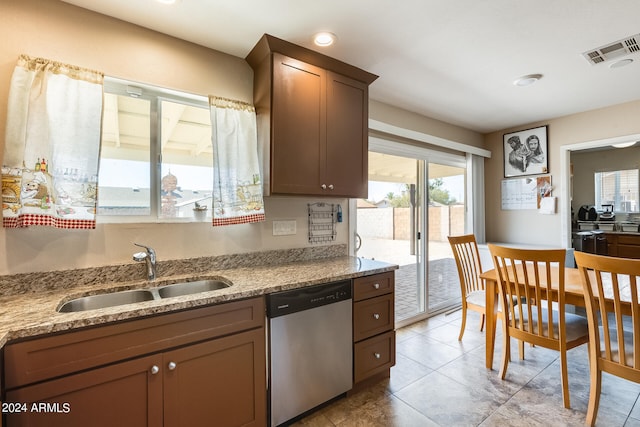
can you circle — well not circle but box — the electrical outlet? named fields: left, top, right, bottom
left=272, top=220, right=297, bottom=236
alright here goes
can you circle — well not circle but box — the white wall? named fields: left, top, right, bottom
left=369, top=100, right=484, bottom=149
left=484, top=101, right=640, bottom=246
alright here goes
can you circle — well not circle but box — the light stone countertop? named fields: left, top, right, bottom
left=0, top=249, right=397, bottom=349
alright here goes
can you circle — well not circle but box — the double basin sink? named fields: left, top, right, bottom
left=58, top=278, right=232, bottom=313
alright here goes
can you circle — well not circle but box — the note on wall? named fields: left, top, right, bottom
left=539, top=196, right=557, bottom=214
left=501, top=176, right=552, bottom=210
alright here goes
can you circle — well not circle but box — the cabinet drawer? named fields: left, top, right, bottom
left=4, top=297, right=264, bottom=389
left=618, top=235, right=640, bottom=245
left=618, top=245, right=640, bottom=259
left=353, top=272, right=394, bottom=302
left=353, top=294, right=394, bottom=342
left=354, top=331, right=396, bottom=383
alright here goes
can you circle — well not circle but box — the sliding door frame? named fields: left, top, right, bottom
left=351, top=136, right=470, bottom=326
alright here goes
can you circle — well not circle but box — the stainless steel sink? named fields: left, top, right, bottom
left=157, top=279, right=231, bottom=298
left=57, top=277, right=233, bottom=313
left=58, top=289, right=155, bottom=313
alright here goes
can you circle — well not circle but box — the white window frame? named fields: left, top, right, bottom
left=98, top=77, right=210, bottom=224
left=594, top=169, right=639, bottom=212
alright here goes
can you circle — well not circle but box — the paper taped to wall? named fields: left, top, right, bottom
left=539, top=196, right=556, bottom=214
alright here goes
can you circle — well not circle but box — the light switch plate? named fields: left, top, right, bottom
left=272, top=220, right=297, bottom=236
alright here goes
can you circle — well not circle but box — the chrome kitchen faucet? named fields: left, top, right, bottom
left=133, top=243, right=157, bottom=280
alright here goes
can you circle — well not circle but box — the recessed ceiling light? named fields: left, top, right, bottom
left=610, top=58, right=634, bottom=69
left=612, top=141, right=636, bottom=148
left=314, top=32, right=337, bottom=47
left=513, top=74, right=543, bottom=87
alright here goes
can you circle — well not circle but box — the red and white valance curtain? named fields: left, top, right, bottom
left=209, top=96, right=265, bottom=226
left=1, top=55, right=103, bottom=229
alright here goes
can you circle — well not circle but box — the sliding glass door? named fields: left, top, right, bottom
left=356, top=152, right=425, bottom=323
left=355, top=141, right=469, bottom=326
left=426, top=162, right=467, bottom=313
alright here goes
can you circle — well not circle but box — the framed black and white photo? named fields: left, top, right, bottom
left=503, top=125, right=548, bottom=177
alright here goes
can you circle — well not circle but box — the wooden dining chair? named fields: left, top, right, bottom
left=488, top=244, right=589, bottom=409
left=574, top=251, right=640, bottom=426
left=448, top=234, right=486, bottom=341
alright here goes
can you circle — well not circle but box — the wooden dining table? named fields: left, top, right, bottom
left=480, top=266, right=587, bottom=370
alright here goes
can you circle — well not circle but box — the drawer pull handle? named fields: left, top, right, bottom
left=321, top=184, right=327, bottom=190
left=168, top=361, right=177, bottom=371
left=374, top=352, right=381, bottom=359
left=373, top=283, right=380, bottom=289
left=373, top=313, right=380, bottom=320
left=150, top=365, right=160, bottom=375
left=328, top=184, right=334, bottom=190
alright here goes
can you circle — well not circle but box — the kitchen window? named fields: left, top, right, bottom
left=98, top=78, right=213, bottom=222
left=594, top=169, right=639, bottom=212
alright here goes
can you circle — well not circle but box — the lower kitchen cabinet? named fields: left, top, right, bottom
left=164, top=328, right=265, bottom=427
left=605, top=233, right=640, bottom=259
left=3, top=298, right=266, bottom=427
left=354, top=331, right=396, bottom=383
left=352, top=271, right=396, bottom=390
left=6, top=354, right=163, bottom=427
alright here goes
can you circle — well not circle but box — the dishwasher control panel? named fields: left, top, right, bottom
left=266, top=280, right=352, bottom=318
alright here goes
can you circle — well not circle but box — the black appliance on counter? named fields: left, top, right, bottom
left=578, top=205, right=598, bottom=221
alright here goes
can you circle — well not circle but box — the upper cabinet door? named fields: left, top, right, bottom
left=326, top=71, right=368, bottom=198
left=271, top=54, right=326, bottom=195
left=270, top=55, right=368, bottom=198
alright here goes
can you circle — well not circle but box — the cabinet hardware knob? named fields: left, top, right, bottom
left=328, top=184, right=334, bottom=190
left=374, top=352, right=381, bottom=359
left=150, top=365, right=160, bottom=375
left=321, top=184, right=327, bottom=190
left=373, top=283, right=380, bottom=289
left=168, top=361, right=177, bottom=370
left=373, top=313, right=380, bottom=320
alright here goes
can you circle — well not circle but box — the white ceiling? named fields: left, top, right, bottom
left=61, top=0, right=640, bottom=134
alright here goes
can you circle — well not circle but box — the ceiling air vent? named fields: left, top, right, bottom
left=582, top=33, right=640, bottom=65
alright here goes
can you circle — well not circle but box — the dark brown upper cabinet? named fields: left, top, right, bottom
left=246, top=34, right=378, bottom=198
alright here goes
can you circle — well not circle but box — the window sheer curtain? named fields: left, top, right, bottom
left=1, top=55, right=103, bottom=229
left=209, top=96, right=265, bottom=226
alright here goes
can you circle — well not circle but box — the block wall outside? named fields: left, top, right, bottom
left=358, top=205, right=465, bottom=242
left=356, top=208, right=394, bottom=239
left=449, top=205, right=465, bottom=237
left=393, top=208, right=411, bottom=240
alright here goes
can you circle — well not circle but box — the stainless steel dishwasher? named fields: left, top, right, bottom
left=267, top=280, right=352, bottom=427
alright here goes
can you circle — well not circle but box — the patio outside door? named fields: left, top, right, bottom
left=426, top=162, right=467, bottom=313
left=356, top=149, right=468, bottom=326
left=356, top=151, right=426, bottom=325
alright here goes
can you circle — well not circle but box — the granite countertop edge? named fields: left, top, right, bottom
left=0, top=255, right=398, bottom=349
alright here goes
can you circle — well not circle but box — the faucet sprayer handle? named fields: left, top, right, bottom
left=134, top=243, right=156, bottom=259
left=134, top=242, right=151, bottom=251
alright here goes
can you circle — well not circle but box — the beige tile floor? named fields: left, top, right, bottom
left=293, top=310, right=640, bottom=426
